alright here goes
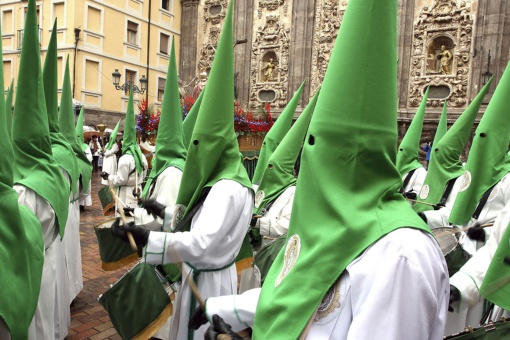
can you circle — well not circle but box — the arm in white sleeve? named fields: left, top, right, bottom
left=424, top=176, right=464, bottom=229
left=258, top=187, right=295, bottom=238
left=205, top=288, right=261, bottom=332
left=109, top=156, right=133, bottom=186
left=104, top=143, right=119, bottom=157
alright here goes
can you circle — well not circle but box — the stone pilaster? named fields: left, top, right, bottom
left=234, top=0, right=255, bottom=106
left=179, top=0, right=200, bottom=88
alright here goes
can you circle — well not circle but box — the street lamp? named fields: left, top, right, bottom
left=481, top=50, right=493, bottom=85
left=111, top=69, right=148, bottom=94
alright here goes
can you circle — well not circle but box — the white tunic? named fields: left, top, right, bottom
left=15, top=185, right=57, bottom=340
left=101, top=143, right=119, bottom=185
left=133, top=166, right=182, bottom=231
left=206, top=228, right=449, bottom=340
left=402, top=166, right=427, bottom=198
left=447, top=200, right=510, bottom=336
left=144, top=179, right=254, bottom=340
left=107, top=153, right=147, bottom=215
left=79, top=145, right=93, bottom=207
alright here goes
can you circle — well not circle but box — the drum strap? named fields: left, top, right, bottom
left=401, top=169, right=416, bottom=193
left=440, top=177, right=457, bottom=205
left=472, top=184, right=497, bottom=220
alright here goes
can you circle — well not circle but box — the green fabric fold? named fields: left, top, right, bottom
left=182, top=86, right=205, bottom=150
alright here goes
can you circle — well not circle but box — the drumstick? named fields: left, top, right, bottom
left=406, top=199, right=438, bottom=207
left=168, top=249, right=206, bottom=310
left=109, top=187, right=138, bottom=252
left=460, top=223, right=493, bottom=232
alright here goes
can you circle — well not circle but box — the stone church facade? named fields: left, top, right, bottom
left=179, top=0, right=510, bottom=146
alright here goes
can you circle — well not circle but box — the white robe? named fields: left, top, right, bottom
left=402, top=166, right=427, bottom=198
left=133, top=166, right=182, bottom=231
left=15, top=185, right=58, bottom=340
left=144, top=179, right=254, bottom=340
left=79, top=145, right=93, bottom=207
left=107, top=153, right=147, bottom=215
left=101, top=143, right=119, bottom=185
left=447, top=200, right=510, bottom=336
left=206, top=228, right=449, bottom=340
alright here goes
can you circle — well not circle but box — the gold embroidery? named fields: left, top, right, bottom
left=275, top=234, right=300, bottom=287
left=459, top=171, right=471, bottom=192
left=313, top=279, right=341, bottom=322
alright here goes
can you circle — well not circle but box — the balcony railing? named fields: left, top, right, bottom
left=17, top=28, right=43, bottom=49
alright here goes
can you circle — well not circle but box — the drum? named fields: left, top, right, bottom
left=253, top=233, right=287, bottom=286
left=98, top=186, right=115, bottom=216
left=444, top=318, right=510, bottom=339
left=94, top=218, right=140, bottom=271
left=433, top=227, right=470, bottom=277
left=98, top=262, right=173, bottom=340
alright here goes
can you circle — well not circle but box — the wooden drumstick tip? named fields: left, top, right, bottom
left=109, top=186, right=138, bottom=252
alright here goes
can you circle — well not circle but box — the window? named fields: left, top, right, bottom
left=157, top=78, right=166, bottom=101
left=127, top=21, right=138, bottom=45
left=162, top=0, right=170, bottom=11
left=125, top=70, right=136, bottom=94
left=2, top=10, right=13, bottom=34
left=160, top=33, right=169, bottom=55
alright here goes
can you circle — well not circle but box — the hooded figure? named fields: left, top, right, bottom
left=0, top=22, right=44, bottom=340
left=103, top=89, right=148, bottom=213
left=134, top=38, right=186, bottom=232
left=12, top=0, right=70, bottom=338
left=75, top=107, right=94, bottom=208
left=182, top=87, right=205, bottom=150
left=101, top=119, right=121, bottom=185
left=111, top=2, right=254, bottom=339
left=414, top=79, right=493, bottom=221
left=251, top=80, right=305, bottom=185
left=397, top=87, right=429, bottom=197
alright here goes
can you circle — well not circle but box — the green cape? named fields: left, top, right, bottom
left=5, top=80, right=13, bottom=142
left=182, top=87, right=205, bottom=150
left=396, top=87, right=429, bottom=176
left=106, top=120, right=121, bottom=151
left=12, top=0, right=69, bottom=236
left=254, top=89, right=318, bottom=215
left=122, top=89, right=145, bottom=175
left=175, top=0, right=252, bottom=224
left=252, top=0, right=430, bottom=338
left=251, top=80, right=306, bottom=184
left=59, top=57, right=92, bottom=194
left=43, top=20, right=80, bottom=196
left=449, top=65, right=510, bottom=225
left=0, top=19, right=44, bottom=339
left=415, top=80, right=492, bottom=212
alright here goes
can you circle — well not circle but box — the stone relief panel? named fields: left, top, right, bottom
left=408, top=0, right=474, bottom=108
left=197, top=0, right=228, bottom=73
left=249, top=2, right=292, bottom=110
left=310, top=1, right=348, bottom=96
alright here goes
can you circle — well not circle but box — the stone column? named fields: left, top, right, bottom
left=179, top=0, right=200, bottom=89
left=234, top=0, right=254, bottom=107
left=396, top=0, right=415, bottom=116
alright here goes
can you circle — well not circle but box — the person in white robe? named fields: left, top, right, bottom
left=101, top=121, right=121, bottom=186
left=79, top=144, right=93, bottom=208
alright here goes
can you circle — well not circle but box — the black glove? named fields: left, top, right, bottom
left=142, top=199, right=167, bottom=219
left=123, top=206, right=135, bottom=216
left=205, top=314, right=243, bottom=340
left=467, top=224, right=486, bottom=242
left=449, top=285, right=461, bottom=312
left=101, top=171, right=110, bottom=180
left=188, top=304, right=208, bottom=330
left=433, top=203, right=445, bottom=211
left=111, top=217, right=150, bottom=247
left=250, top=214, right=260, bottom=228
left=417, top=212, right=428, bottom=223
left=404, top=191, right=417, bottom=200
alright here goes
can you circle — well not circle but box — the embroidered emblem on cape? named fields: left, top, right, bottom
left=420, top=185, right=430, bottom=200
left=253, top=265, right=262, bottom=287
left=172, top=204, right=186, bottom=229
left=313, top=278, right=342, bottom=323
left=275, top=234, right=300, bottom=288
left=255, top=190, right=265, bottom=209
left=459, top=171, right=471, bottom=192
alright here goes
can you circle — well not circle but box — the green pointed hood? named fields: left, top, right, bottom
left=432, top=101, right=448, bottom=150
left=415, top=80, right=492, bottom=213
left=43, top=20, right=80, bottom=196
left=106, top=119, right=121, bottom=151
left=75, top=107, right=87, bottom=152
left=449, top=66, right=510, bottom=225
left=182, top=87, right=205, bottom=149
left=152, top=37, right=187, bottom=174
left=60, top=57, right=92, bottom=193
left=253, top=0, right=429, bottom=338
left=122, top=89, right=145, bottom=174
left=0, top=23, right=44, bottom=338
left=251, top=80, right=306, bottom=184
left=396, top=87, right=429, bottom=175
left=175, top=0, right=251, bottom=222
left=12, top=0, right=69, bottom=236
left=254, top=89, right=318, bottom=215
left=5, top=80, right=13, bottom=142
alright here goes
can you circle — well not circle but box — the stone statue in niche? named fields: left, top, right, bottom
left=262, top=58, right=277, bottom=81
left=437, top=45, right=453, bottom=74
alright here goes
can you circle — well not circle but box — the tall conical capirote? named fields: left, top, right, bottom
left=122, top=88, right=145, bottom=174
left=396, top=87, right=429, bottom=176
left=60, top=56, right=92, bottom=193
left=175, top=0, right=252, bottom=228
left=106, top=120, right=121, bottom=151
left=252, top=0, right=429, bottom=338
left=415, top=79, right=493, bottom=213
left=0, top=21, right=44, bottom=339
left=251, top=80, right=306, bottom=184
left=432, top=101, right=448, bottom=150
left=449, top=67, right=510, bottom=225
left=5, top=80, right=13, bottom=142
left=254, top=89, right=319, bottom=215
left=182, top=87, right=205, bottom=149
left=12, top=0, right=69, bottom=236
left=43, top=19, right=80, bottom=197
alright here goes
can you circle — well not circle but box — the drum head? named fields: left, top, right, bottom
left=433, top=227, right=460, bottom=256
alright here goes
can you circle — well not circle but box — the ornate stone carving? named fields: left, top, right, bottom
left=203, top=0, right=228, bottom=32
left=197, top=1, right=227, bottom=73
left=310, top=1, right=347, bottom=96
left=249, top=6, right=291, bottom=110
left=408, top=0, right=474, bottom=108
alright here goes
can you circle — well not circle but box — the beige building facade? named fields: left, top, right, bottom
left=1, top=0, right=181, bottom=128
